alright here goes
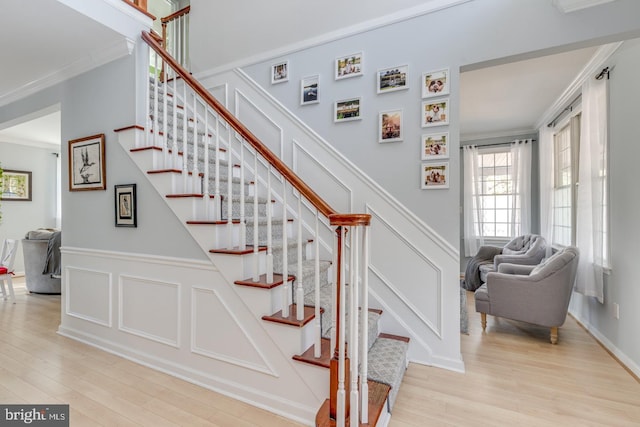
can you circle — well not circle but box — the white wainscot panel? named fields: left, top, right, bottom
left=191, top=287, right=277, bottom=376
left=119, top=275, right=180, bottom=348
left=66, top=267, right=112, bottom=327
left=368, top=209, right=442, bottom=336
left=292, top=140, right=351, bottom=213
left=235, top=89, right=283, bottom=158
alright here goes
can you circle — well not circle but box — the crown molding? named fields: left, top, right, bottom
left=552, top=0, right=617, bottom=13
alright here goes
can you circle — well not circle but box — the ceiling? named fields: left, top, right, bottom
left=0, top=1, right=603, bottom=149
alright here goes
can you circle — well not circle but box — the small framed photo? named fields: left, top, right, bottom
left=421, top=99, right=449, bottom=128
left=377, top=65, right=408, bottom=94
left=69, top=133, right=106, bottom=191
left=1, top=169, right=32, bottom=201
left=271, top=61, right=289, bottom=84
left=379, top=109, right=403, bottom=143
left=422, top=68, right=449, bottom=98
left=421, top=162, right=449, bottom=189
left=300, top=75, right=319, bottom=105
left=335, top=52, right=363, bottom=80
left=334, top=97, right=361, bottom=122
left=421, top=132, right=449, bottom=160
left=115, top=184, right=137, bottom=227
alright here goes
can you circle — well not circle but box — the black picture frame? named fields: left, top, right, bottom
left=115, top=184, right=137, bottom=227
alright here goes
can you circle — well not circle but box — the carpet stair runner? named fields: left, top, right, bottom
left=139, top=76, right=410, bottom=424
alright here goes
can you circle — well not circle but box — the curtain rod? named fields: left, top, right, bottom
left=460, top=139, right=535, bottom=149
left=547, top=94, right=581, bottom=128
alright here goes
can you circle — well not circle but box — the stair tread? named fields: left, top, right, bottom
left=234, top=273, right=294, bottom=289
left=262, top=304, right=320, bottom=327
left=209, top=246, right=267, bottom=255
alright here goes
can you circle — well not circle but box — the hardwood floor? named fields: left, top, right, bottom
left=391, top=290, right=640, bottom=427
left=1, top=281, right=639, bottom=426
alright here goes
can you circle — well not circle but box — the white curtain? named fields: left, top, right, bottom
left=538, top=126, right=555, bottom=257
left=575, top=77, right=609, bottom=303
left=463, top=145, right=483, bottom=257
left=510, top=140, right=532, bottom=236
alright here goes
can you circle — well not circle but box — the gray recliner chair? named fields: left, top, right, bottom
left=474, top=246, right=579, bottom=344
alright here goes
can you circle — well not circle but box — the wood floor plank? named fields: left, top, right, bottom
left=2, top=280, right=639, bottom=426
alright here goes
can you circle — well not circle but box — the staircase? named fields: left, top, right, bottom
left=117, top=31, right=411, bottom=426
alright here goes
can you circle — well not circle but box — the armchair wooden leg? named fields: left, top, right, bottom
left=550, top=327, right=558, bottom=344
left=480, top=312, right=487, bottom=331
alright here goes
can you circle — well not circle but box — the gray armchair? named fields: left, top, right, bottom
left=478, top=234, right=547, bottom=283
left=462, top=234, right=547, bottom=291
left=474, top=246, right=579, bottom=344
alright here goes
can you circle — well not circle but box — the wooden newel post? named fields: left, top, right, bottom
left=330, top=226, right=350, bottom=421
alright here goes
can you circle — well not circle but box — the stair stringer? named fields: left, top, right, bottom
left=199, top=68, right=464, bottom=372
left=117, top=127, right=330, bottom=424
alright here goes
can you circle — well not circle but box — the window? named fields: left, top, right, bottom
left=475, top=148, right=521, bottom=238
left=551, top=115, right=580, bottom=246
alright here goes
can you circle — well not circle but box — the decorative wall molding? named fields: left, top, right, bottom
left=65, top=266, right=112, bottom=327
left=235, top=89, right=284, bottom=160
left=191, top=287, right=278, bottom=377
left=118, top=275, right=181, bottom=348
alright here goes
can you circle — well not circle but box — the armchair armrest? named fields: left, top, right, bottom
left=497, top=263, right=536, bottom=275
left=494, top=253, right=541, bottom=267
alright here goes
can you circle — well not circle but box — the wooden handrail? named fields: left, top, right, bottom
left=142, top=31, right=370, bottom=225
left=161, top=5, right=191, bottom=24
left=121, top=0, right=155, bottom=20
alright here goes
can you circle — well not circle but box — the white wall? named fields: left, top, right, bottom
left=189, top=0, right=468, bottom=73
left=569, top=37, right=640, bottom=377
left=0, top=142, right=58, bottom=273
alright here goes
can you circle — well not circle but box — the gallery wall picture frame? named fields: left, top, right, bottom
left=334, top=97, right=362, bottom=122
left=421, top=162, right=449, bottom=189
left=421, top=99, right=449, bottom=128
left=115, top=184, right=137, bottom=227
left=377, top=65, right=409, bottom=94
left=0, top=169, right=32, bottom=201
left=379, top=109, right=403, bottom=143
left=421, top=132, right=449, bottom=160
left=68, top=133, right=106, bottom=191
left=300, top=75, right=319, bottom=105
left=422, top=68, right=450, bottom=99
left=335, top=52, right=363, bottom=80
left=271, top=60, right=289, bottom=84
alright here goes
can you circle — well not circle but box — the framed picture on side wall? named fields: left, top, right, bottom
left=271, top=60, right=289, bottom=84
left=421, top=99, right=449, bottom=128
left=378, top=109, right=403, bottom=143
left=377, top=65, right=409, bottom=94
left=115, top=184, right=137, bottom=227
left=0, top=169, right=32, bottom=201
left=68, top=133, right=106, bottom=191
left=335, top=52, right=363, bottom=80
left=422, top=68, right=449, bottom=98
left=300, top=75, right=319, bottom=105
left=421, top=162, right=449, bottom=189
left=421, top=132, right=449, bottom=160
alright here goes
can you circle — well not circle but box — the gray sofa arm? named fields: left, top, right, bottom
left=497, top=263, right=536, bottom=275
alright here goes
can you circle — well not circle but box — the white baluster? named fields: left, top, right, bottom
left=172, top=72, right=179, bottom=169
left=282, top=180, right=289, bottom=318
left=253, top=151, right=259, bottom=281
left=191, top=94, right=199, bottom=194
left=226, top=126, right=234, bottom=249
left=162, top=58, right=169, bottom=169
left=330, top=228, right=337, bottom=355
left=296, top=196, right=304, bottom=320
left=143, top=50, right=151, bottom=148
left=266, top=165, right=274, bottom=283
left=203, top=109, right=210, bottom=219
left=314, top=210, right=321, bottom=358
left=182, top=79, right=188, bottom=192
left=152, top=53, right=159, bottom=150
left=337, top=227, right=346, bottom=427
left=360, top=225, right=369, bottom=424
left=239, top=141, right=246, bottom=250
left=350, top=226, right=360, bottom=424
left=214, top=118, right=221, bottom=221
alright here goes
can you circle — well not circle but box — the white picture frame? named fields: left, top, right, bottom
left=421, top=162, right=449, bottom=189
left=422, top=68, right=449, bottom=99
left=377, top=65, right=409, bottom=94
left=379, top=109, right=403, bottom=143
left=300, top=75, right=319, bottom=105
left=334, top=97, right=362, bottom=122
left=421, top=132, right=449, bottom=160
left=421, top=99, right=449, bottom=128
left=271, top=60, right=289, bottom=84
left=335, top=52, right=363, bottom=80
